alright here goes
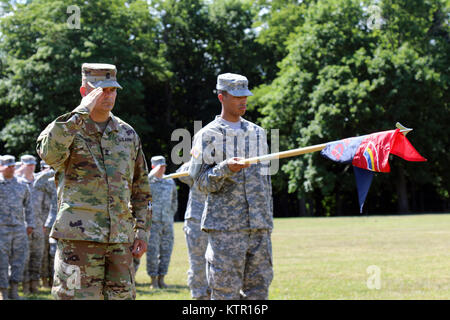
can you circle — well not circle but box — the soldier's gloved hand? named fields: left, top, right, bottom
left=79, top=87, right=103, bottom=112
left=26, top=227, right=33, bottom=236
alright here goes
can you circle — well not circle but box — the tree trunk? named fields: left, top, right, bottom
left=299, top=198, right=308, bottom=216
left=396, top=165, right=409, bottom=213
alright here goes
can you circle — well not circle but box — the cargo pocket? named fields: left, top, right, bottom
left=52, top=248, right=81, bottom=299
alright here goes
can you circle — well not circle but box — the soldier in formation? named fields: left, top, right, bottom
left=0, top=155, right=35, bottom=300
left=32, top=160, right=58, bottom=289
left=145, top=156, right=178, bottom=289
left=36, top=63, right=152, bottom=300
left=189, top=73, right=274, bottom=300
left=176, top=161, right=210, bottom=300
left=14, top=155, right=45, bottom=295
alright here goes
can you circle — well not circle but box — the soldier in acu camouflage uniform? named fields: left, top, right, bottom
left=146, top=156, right=177, bottom=289
left=36, top=63, right=152, bottom=300
left=189, top=73, right=274, bottom=300
left=0, top=155, right=35, bottom=300
left=16, top=154, right=45, bottom=295
left=32, top=161, right=58, bottom=289
left=176, top=161, right=210, bottom=300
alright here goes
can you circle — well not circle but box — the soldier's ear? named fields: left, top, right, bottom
left=80, top=86, right=87, bottom=97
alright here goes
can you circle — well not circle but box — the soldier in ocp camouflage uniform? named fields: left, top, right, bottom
left=32, top=163, right=58, bottom=289
left=146, top=156, right=177, bottom=289
left=189, top=73, right=274, bottom=300
left=176, top=161, right=210, bottom=300
left=0, top=155, right=35, bottom=300
left=36, top=63, right=151, bottom=300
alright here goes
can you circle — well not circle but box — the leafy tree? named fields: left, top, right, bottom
left=0, top=0, right=164, bottom=157
left=251, top=0, right=449, bottom=215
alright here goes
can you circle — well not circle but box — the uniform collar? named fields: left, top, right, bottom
left=215, top=115, right=249, bottom=132
left=85, top=113, right=120, bottom=136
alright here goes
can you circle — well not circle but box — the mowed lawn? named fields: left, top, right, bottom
left=27, top=214, right=450, bottom=300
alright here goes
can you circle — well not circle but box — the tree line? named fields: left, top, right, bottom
left=0, top=0, right=448, bottom=218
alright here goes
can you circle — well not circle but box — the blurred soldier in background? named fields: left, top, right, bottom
left=0, top=155, right=35, bottom=300
left=146, top=156, right=177, bottom=289
left=176, top=161, right=210, bottom=300
left=32, top=160, right=57, bottom=289
left=15, top=155, right=44, bottom=295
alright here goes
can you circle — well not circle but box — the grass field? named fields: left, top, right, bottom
left=26, top=214, right=450, bottom=300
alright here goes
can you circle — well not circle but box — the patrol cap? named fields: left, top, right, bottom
left=1, top=155, right=16, bottom=167
left=82, top=63, right=123, bottom=89
left=21, top=154, right=37, bottom=165
left=151, top=156, right=166, bottom=167
left=216, top=73, right=253, bottom=97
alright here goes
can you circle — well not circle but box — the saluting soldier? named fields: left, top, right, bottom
left=189, top=73, right=274, bottom=300
left=36, top=63, right=151, bottom=300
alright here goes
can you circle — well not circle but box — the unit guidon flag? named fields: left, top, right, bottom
left=321, top=129, right=427, bottom=212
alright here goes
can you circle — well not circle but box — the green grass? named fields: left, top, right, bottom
left=24, top=214, right=450, bottom=300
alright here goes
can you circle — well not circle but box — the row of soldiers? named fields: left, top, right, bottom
left=0, top=154, right=208, bottom=300
left=0, top=154, right=57, bottom=300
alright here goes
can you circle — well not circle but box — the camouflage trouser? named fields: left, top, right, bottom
left=52, top=240, right=135, bottom=300
left=183, top=219, right=209, bottom=298
left=0, top=225, right=29, bottom=288
left=146, top=221, right=174, bottom=276
left=40, top=228, right=55, bottom=279
left=205, top=229, right=273, bottom=300
left=23, top=223, right=45, bottom=282
left=133, top=256, right=141, bottom=274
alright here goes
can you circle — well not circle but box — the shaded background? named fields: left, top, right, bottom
left=0, top=0, right=448, bottom=220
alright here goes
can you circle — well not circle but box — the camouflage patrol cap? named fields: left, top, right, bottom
left=82, top=63, right=123, bottom=89
left=1, top=155, right=16, bottom=166
left=21, top=154, right=37, bottom=165
left=216, top=73, right=253, bottom=97
left=151, top=156, right=166, bottom=167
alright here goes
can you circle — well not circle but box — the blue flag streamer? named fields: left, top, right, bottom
left=353, top=166, right=374, bottom=213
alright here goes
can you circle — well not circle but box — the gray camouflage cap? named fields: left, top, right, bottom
left=21, top=154, right=37, bottom=165
left=151, top=156, right=166, bottom=167
left=216, top=73, right=253, bottom=97
left=82, top=63, right=123, bottom=89
left=1, top=155, right=16, bottom=166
